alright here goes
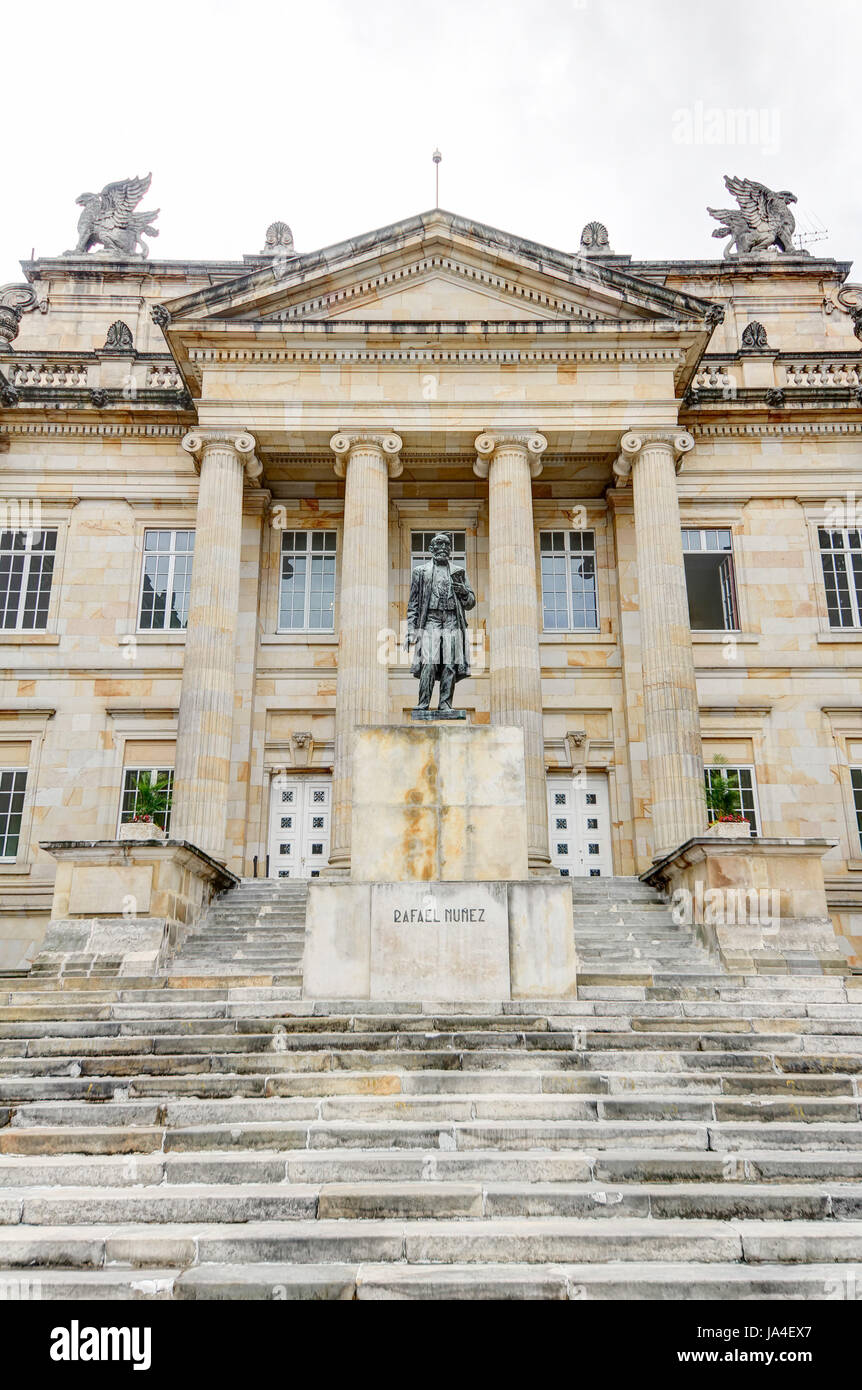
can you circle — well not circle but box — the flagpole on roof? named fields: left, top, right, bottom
left=433, top=149, right=442, bottom=208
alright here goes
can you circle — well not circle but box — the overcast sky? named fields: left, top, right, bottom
left=2, top=0, right=860, bottom=284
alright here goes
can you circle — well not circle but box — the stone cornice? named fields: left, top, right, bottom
left=693, top=421, right=862, bottom=439
left=473, top=431, right=548, bottom=479
left=0, top=421, right=186, bottom=440
left=186, top=341, right=689, bottom=366
left=181, top=428, right=262, bottom=483
left=329, top=430, right=403, bottom=479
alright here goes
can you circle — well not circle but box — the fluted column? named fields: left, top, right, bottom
left=328, top=430, right=402, bottom=872
left=474, top=431, right=550, bottom=870
left=171, top=429, right=262, bottom=860
left=618, top=429, right=706, bottom=857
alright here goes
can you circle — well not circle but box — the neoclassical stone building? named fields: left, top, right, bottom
left=2, top=200, right=862, bottom=968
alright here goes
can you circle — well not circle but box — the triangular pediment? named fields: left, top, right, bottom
left=160, top=210, right=717, bottom=330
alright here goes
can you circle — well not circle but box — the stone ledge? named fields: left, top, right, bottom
left=34, top=840, right=237, bottom=977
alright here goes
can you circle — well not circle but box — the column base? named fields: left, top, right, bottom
left=643, top=836, right=851, bottom=975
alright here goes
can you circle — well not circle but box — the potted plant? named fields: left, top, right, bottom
left=705, top=757, right=751, bottom=838
left=119, top=772, right=170, bottom=841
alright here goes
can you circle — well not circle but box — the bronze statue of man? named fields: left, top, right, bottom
left=406, top=532, right=476, bottom=713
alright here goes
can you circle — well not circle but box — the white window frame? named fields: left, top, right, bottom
left=137, top=529, right=195, bottom=632
left=277, top=530, right=337, bottom=633
left=0, top=768, right=27, bottom=861
left=818, top=528, right=862, bottom=629
left=682, top=527, right=740, bottom=632
left=410, top=530, right=468, bottom=569
left=118, top=766, right=174, bottom=834
left=704, top=762, right=761, bottom=834
left=0, top=528, right=59, bottom=632
left=539, top=530, right=599, bottom=632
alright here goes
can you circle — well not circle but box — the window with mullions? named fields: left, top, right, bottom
left=119, top=768, right=174, bottom=833
left=0, top=769, right=27, bottom=859
left=279, top=531, right=337, bottom=631
left=850, top=769, right=862, bottom=852
left=0, top=530, right=58, bottom=631
left=540, top=531, right=598, bottom=631
left=410, top=531, right=467, bottom=569
left=682, top=528, right=739, bottom=631
left=138, top=531, right=194, bottom=631
left=818, top=529, right=862, bottom=628
left=703, top=764, right=759, bottom=834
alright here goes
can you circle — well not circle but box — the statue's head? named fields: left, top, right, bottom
left=428, top=532, right=452, bottom=560
left=778, top=191, right=797, bottom=204
left=76, top=193, right=98, bottom=206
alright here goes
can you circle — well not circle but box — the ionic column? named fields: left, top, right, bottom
left=474, top=430, right=550, bottom=870
left=617, top=429, right=706, bottom=857
left=328, top=430, right=402, bottom=872
left=171, top=429, right=262, bottom=860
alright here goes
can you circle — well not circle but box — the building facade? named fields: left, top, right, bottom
left=2, top=205, right=862, bottom=968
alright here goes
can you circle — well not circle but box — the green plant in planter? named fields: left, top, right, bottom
left=704, top=755, right=746, bottom=824
left=129, top=772, right=170, bottom=831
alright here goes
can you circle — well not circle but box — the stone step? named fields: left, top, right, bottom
left=2, top=1216, right=862, bottom=1268
left=3, top=1179, right=861, bottom=1226
left=170, top=1259, right=859, bottom=1301
left=4, top=1145, right=862, bottom=1187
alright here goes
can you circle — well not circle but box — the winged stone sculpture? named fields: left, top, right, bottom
left=708, top=176, right=805, bottom=258
left=65, top=174, right=160, bottom=258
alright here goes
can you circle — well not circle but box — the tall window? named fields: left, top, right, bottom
left=850, top=769, right=862, bottom=852
left=279, top=531, right=337, bottom=631
left=704, top=763, right=759, bottom=834
left=682, top=528, right=739, bottom=631
left=138, top=530, right=194, bottom=631
left=411, top=531, right=467, bottom=569
left=819, top=529, right=862, bottom=628
left=0, top=769, right=27, bottom=859
left=0, top=529, right=58, bottom=631
left=120, top=768, right=174, bottom=833
left=540, top=531, right=598, bottom=631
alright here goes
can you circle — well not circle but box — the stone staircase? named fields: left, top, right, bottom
left=1, top=875, right=861, bottom=1299
left=168, top=880, right=307, bottom=983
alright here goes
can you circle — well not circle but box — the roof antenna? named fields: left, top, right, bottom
left=432, top=148, right=442, bottom=208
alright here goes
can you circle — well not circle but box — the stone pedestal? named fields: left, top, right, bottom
left=303, top=723, right=576, bottom=1000
left=303, top=878, right=576, bottom=1001
left=351, top=723, right=528, bottom=881
left=644, top=836, right=851, bottom=974
left=36, top=840, right=237, bottom=975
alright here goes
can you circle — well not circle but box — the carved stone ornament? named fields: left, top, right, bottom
left=578, top=221, right=614, bottom=257
left=836, top=286, right=862, bottom=343
left=0, top=285, right=42, bottom=351
left=765, top=388, right=786, bottom=408
left=329, top=430, right=403, bottom=479
left=150, top=304, right=171, bottom=329
left=741, top=320, right=769, bottom=350
left=261, top=221, right=295, bottom=256
left=102, top=320, right=134, bottom=353
left=89, top=388, right=109, bottom=409
left=64, top=174, right=160, bottom=258
left=0, top=372, right=19, bottom=406
left=614, top=430, right=695, bottom=483
left=473, top=431, right=548, bottom=480
left=181, top=429, right=262, bottom=484
left=290, top=731, right=313, bottom=766
left=707, top=176, right=806, bottom=258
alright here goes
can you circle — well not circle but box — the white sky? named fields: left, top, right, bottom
left=2, top=0, right=860, bottom=284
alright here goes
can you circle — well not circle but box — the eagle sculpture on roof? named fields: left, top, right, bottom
left=65, top=174, right=160, bottom=258
left=707, top=176, right=804, bottom=258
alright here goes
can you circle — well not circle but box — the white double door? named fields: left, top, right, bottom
left=268, top=775, right=331, bottom=878
left=547, top=772, right=612, bottom=877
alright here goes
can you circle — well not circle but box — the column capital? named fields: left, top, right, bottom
left=329, top=430, right=403, bottom=479
left=473, top=431, right=548, bottom=479
left=614, top=429, right=694, bottom=482
left=181, top=428, right=263, bottom=483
